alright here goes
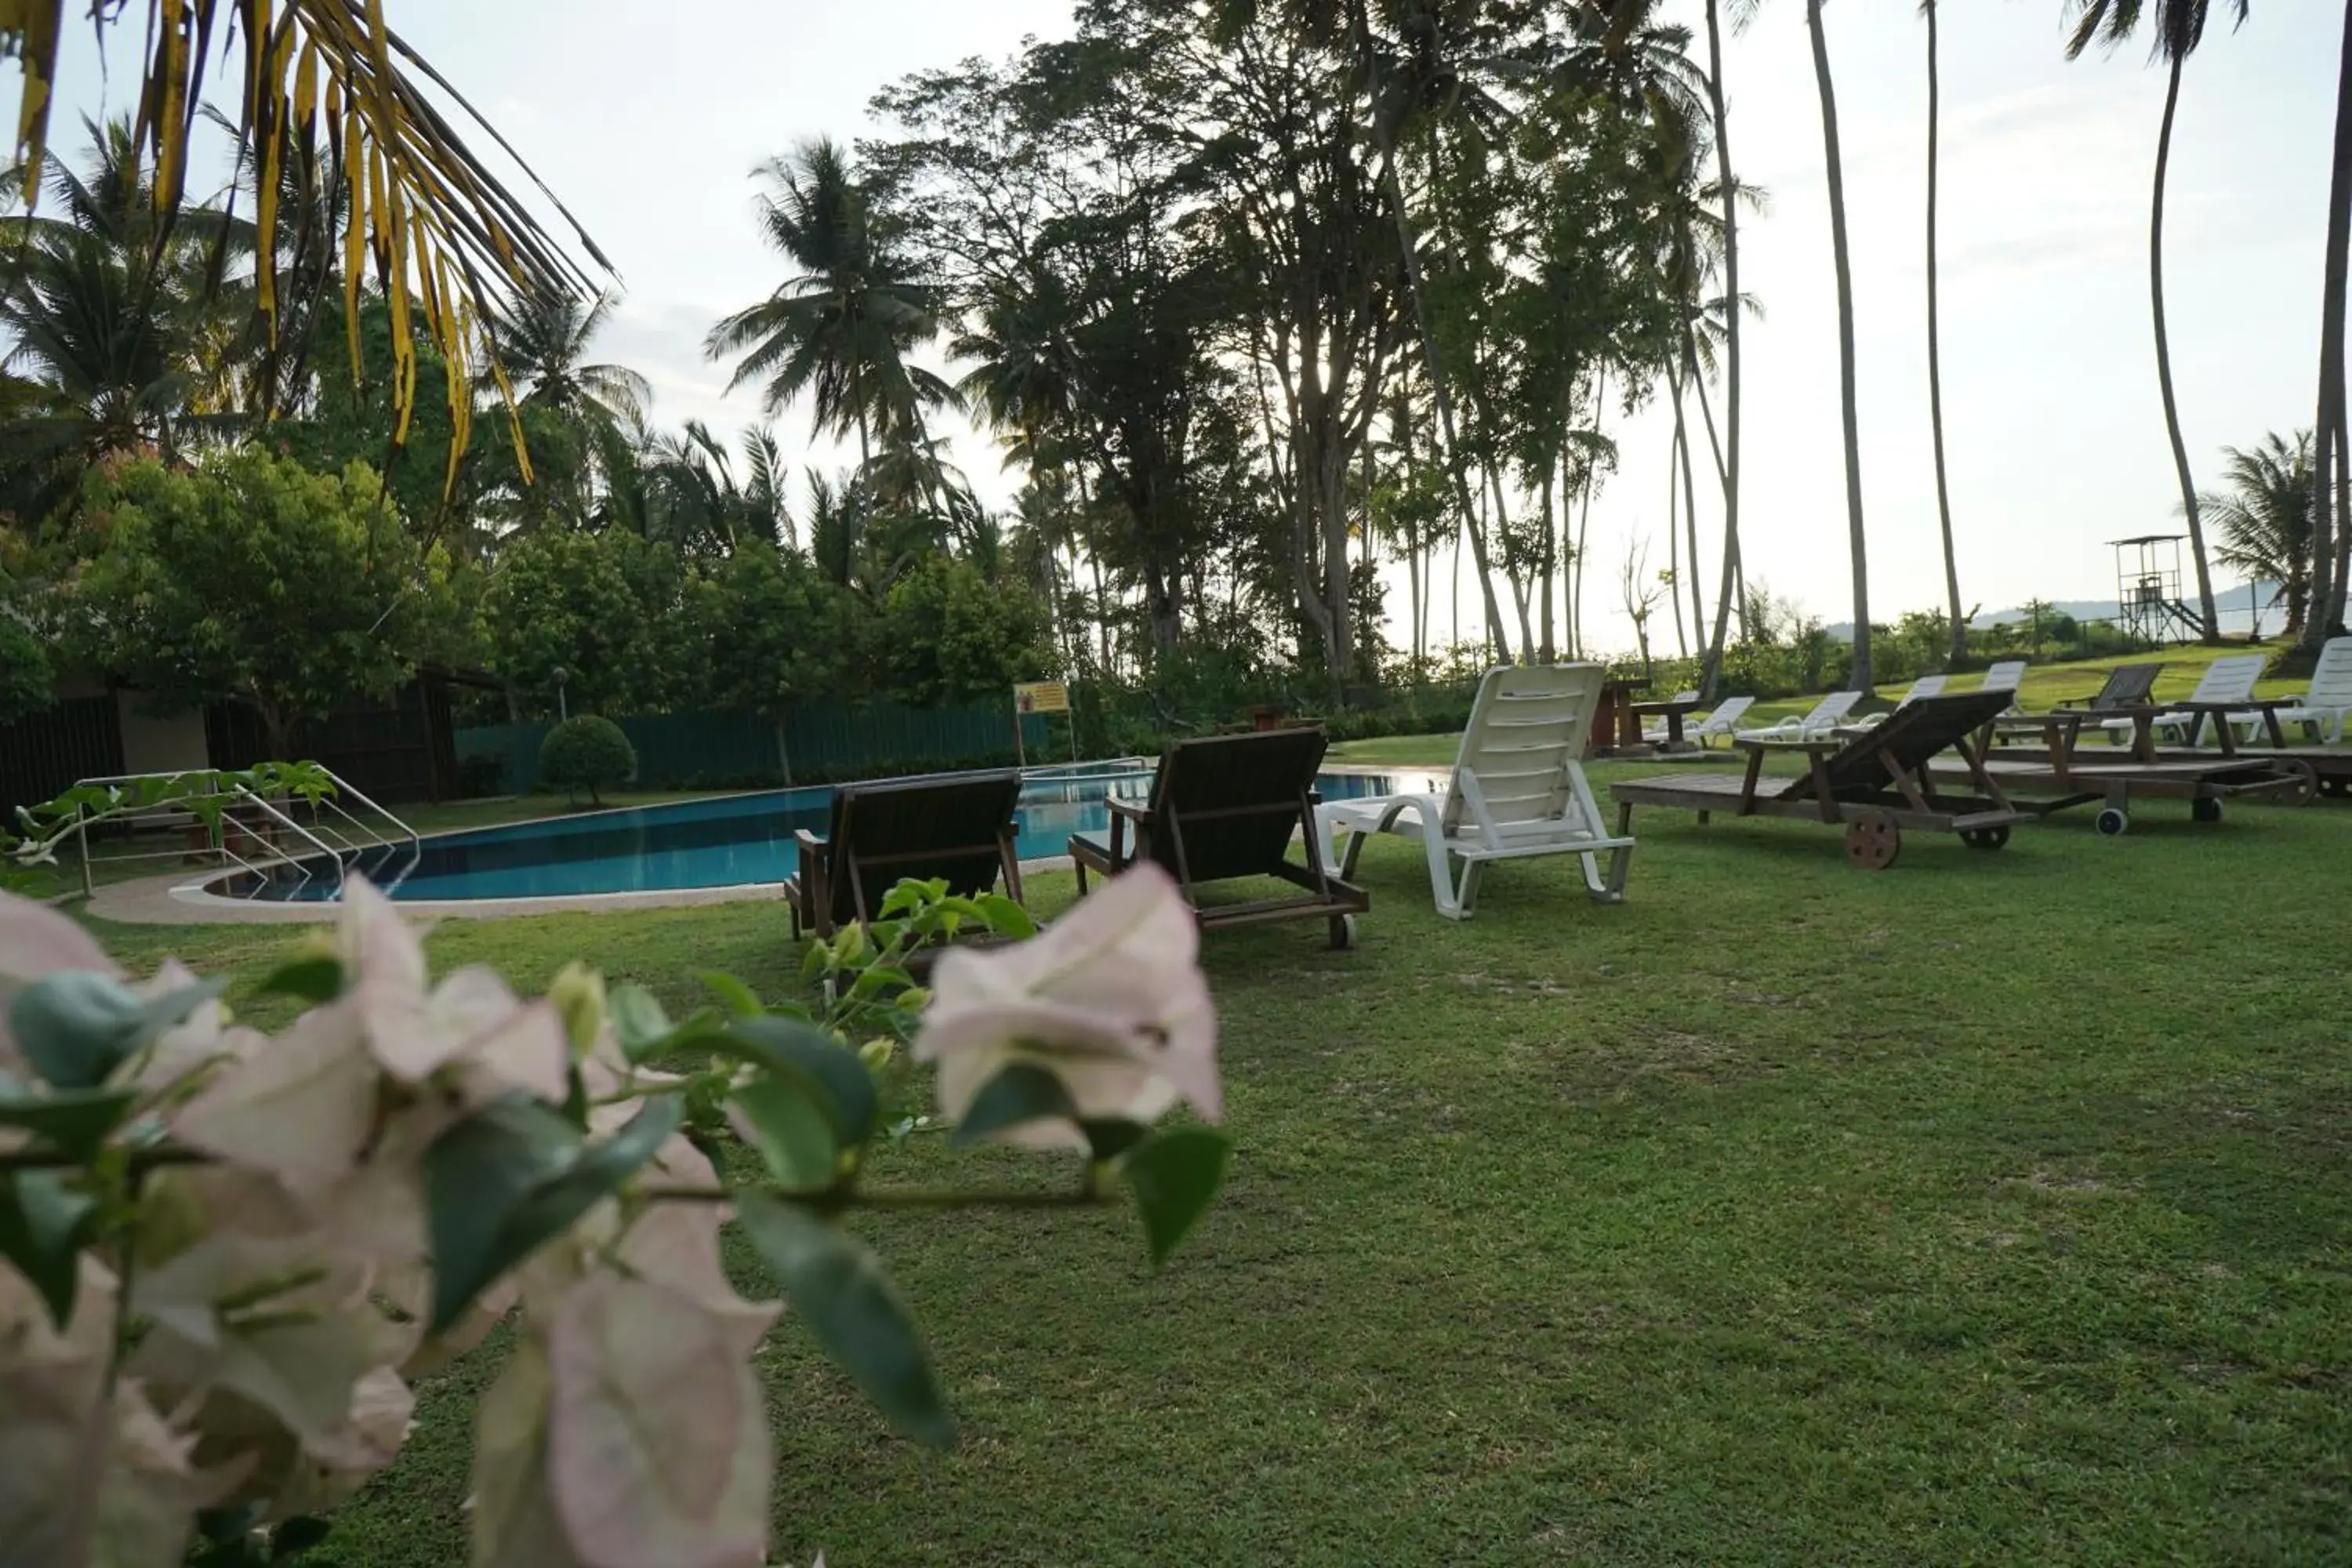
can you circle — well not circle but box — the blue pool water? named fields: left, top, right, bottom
left=205, top=765, right=1408, bottom=903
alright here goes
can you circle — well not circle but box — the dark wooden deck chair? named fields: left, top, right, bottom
left=1991, top=660, right=2163, bottom=757
left=1610, top=688, right=2034, bottom=870
left=1067, top=726, right=1368, bottom=949
left=786, top=769, right=1025, bottom=942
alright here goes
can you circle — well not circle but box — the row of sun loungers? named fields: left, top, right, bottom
left=782, top=641, right=2352, bottom=958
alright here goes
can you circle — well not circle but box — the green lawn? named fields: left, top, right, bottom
left=78, top=745, right=2352, bottom=1564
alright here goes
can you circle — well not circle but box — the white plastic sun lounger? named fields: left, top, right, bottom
left=1681, top=695, right=1755, bottom=748
left=2100, top=653, right=2266, bottom=748
left=1980, top=661, right=2027, bottom=701
left=2270, top=636, right=2352, bottom=743
left=1315, top=663, right=1635, bottom=919
left=1736, top=689, right=1860, bottom=743
left=1846, top=674, right=1951, bottom=731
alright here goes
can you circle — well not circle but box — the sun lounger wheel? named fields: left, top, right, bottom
left=1960, top=824, right=2010, bottom=851
left=2190, top=797, right=2223, bottom=825
left=2095, top=808, right=2129, bottom=837
left=1328, top=913, right=1358, bottom=951
left=1843, top=811, right=1900, bottom=871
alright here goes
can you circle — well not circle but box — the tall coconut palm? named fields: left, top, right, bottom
left=1921, top=0, right=1965, bottom=663
left=705, top=138, right=954, bottom=473
left=0, top=119, right=213, bottom=466
left=1806, top=0, right=1873, bottom=688
left=491, top=289, right=652, bottom=448
left=2299, top=1, right=2352, bottom=652
left=2201, top=430, right=2314, bottom=635
left=1697, top=0, right=1749, bottom=696
left=2066, top=0, right=2249, bottom=644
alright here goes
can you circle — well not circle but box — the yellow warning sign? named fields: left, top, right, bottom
left=1014, top=681, right=1070, bottom=715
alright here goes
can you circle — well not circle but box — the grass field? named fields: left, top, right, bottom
left=74, top=666, right=2352, bottom=1566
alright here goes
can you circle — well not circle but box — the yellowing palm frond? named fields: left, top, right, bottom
left=3, top=0, right=611, bottom=485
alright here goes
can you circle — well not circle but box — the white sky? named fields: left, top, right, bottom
left=42, top=0, right=2339, bottom=659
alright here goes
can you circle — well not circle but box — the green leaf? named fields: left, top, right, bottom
left=256, top=956, right=343, bottom=1004
left=975, top=894, right=1037, bottom=940
left=13, top=974, right=230, bottom=1091
left=847, top=964, right=916, bottom=1001
left=953, top=1063, right=1077, bottom=1148
left=1078, top=1119, right=1149, bottom=1163
left=424, top=1094, right=687, bottom=1334
left=423, top=1097, right=581, bottom=1334
left=711, top=1016, right=878, bottom=1147
left=695, top=970, right=764, bottom=1018
left=0, top=1171, right=97, bottom=1327
left=729, top=1079, right=837, bottom=1191
left=0, top=1084, right=140, bottom=1160
left=269, top=1515, right=332, bottom=1559
left=735, top=1194, right=956, bottom=1448
left=11, top=971, right=147, bottom=1088
left=606, top=984, right=672, bottom=1062
left=1123, top=1128, right=1232, bottom=1266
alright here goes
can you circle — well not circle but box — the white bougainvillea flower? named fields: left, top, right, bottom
left=196, top=1364, right=416, bottom=1524
left=340, top=877, right=569, bottom=1104
left=0, top=1256, right=119, bottom=1563
left=545, top=1273, right=772, bottom=1568
left=126, top=1212, right=410, bottom=1466
left=0, top=887, right=123, bottom=1075
left=916, top=863, right=1218, bottom=1149
left=122, top=955, right=240, bottom=1091
left=608, top=1135, right=779, bottom=1359
left=472, top=1336, right=590, bottom=1568
left=92, top=1381, right=215, bottom=1568
left=172, top=1000, right=379, bottom=1184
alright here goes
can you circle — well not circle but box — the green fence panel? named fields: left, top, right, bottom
left=456, top=701, right=1057, bottom=794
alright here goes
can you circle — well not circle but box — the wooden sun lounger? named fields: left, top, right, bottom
left=1610, top=688, right=2033, bottom=870
left=1991, top=662, right=2164, bottom=757
left=786, top=768, right=1025, bottom=942
left=1069, top=726, right=1368, bottom=949
left=1933, top=748, right=2321, bottom=833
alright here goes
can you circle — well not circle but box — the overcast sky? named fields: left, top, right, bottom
left=46, top=1, right=2341, bottom=657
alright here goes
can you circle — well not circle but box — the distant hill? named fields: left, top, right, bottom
left=1820, top=581, right=2281, bottom=641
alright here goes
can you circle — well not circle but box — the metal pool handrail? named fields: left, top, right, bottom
left=65, top=765, right=423, bottom=898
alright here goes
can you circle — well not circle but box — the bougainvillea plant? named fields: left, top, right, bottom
left=0, top=857, right=1228, bottom=1567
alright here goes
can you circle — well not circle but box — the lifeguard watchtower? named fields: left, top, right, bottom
left=2109, top=535, right=2202, bottom=644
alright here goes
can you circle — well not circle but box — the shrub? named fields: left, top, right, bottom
left=539, top=714, right=637, bottom=805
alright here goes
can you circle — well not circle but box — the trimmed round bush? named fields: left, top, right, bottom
left=539, top=715, right=637, bottom=806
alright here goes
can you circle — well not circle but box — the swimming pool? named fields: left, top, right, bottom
left=201, top=764, right=1414, bottom=903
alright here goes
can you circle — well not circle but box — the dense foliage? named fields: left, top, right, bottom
left=61, top=450, right=453, bottom=752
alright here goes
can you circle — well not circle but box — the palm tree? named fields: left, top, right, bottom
left=1806, top=0, right=1873, bottom=688
left=491, top=289, right=652, bottom=447
left=9, top=3, right=614, bottom=463
left=2066, top=0, right=2249, bottom=644
left=0, top=119, right=211, bottom=466
left=2202, top=430, right=2314, bottom=635
left=2299, top=2, right=2352, bottom=653
left=1921, top=0, right=1965, bottom=664
left=1697, top=0, right=1750, bottom=696
left=704, top=138, right=953, bottom=472
left=635, top=420, right=793, bottom=554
